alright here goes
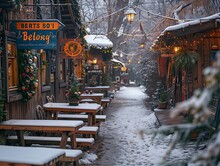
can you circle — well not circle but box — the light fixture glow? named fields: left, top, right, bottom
left=125, top=7, right=136, bottom=23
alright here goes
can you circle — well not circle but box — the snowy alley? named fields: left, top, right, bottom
left=79, top=86, right=198, bottom=166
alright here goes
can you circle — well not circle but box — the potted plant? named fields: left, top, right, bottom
left=66, top=80, right=81, bottom=106
left=158, top=91, right=168, bottom=109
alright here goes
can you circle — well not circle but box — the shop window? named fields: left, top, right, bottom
left=40, top=50, right=50, bottom=90
left=8, top=43, right=18, bottom=89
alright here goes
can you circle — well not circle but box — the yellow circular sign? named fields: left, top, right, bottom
left=64, top=41, right=83, bottom=57
left=121, top=66, right=127, bottom=71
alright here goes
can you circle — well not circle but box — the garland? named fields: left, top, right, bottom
left=71, top=0, right=87, bottom=43
left=18, top=50, right=38, bottom=102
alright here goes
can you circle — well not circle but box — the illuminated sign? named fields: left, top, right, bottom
left=121, top=66, right=127, bottom=71
left=11, top=19, right=65, bottom=50
left=64, top=40, right=83, bottom=57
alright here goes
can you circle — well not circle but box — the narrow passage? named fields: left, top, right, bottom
left=83, top=86, right=194, bottom=166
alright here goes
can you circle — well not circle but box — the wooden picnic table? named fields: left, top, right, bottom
left=80, top=93, right=104, bottom=104
left=85, top=86, right=110, bottom=97
left=43, top=103, right=102, bottom=126
left=0, top=145, right=65, bottom=166
left=0, top=119, right=84, bottom=149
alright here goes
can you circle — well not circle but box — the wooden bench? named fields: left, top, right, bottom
left=80, top=99, right=95, bottom=103
left=78, top=126, right=99, bottom=136
left=6, top=136, right=95, bottom=148
left=58, top=114, right=107, bottom=125
left=101, top=98, right=111, bottom=108
left=36, top=105, right=100, bottom=136
left=59, top=149, right=83, bottom=166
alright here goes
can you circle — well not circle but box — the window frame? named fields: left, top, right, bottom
left=59, top=58, right=68, bottom=88
left=40, top=50, right=51, bottom=92
left=5, top=31, right=22, bottom=102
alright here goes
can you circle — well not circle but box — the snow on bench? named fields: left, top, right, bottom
left=101, top=98, right=111, bottom=102
left=78, top=126, right=99, bottom=135
left=6, top=136, right=95, bottom=148
left=101, top=98, right=111, bottom=108
left=60, top=149, right=83, bottom=164
left=80, top=99, right=95, bottom=103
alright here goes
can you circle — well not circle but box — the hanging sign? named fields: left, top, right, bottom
left=11, top=19, right=65, bottom=50
left=64, top=40, right=83, bottom=57
left=60, top=38, right=83, bottom=59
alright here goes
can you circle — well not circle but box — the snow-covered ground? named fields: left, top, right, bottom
left=80, top=86, right=198, bottom=166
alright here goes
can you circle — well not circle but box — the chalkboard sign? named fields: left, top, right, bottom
left=87, top=70, right=102, bottom=86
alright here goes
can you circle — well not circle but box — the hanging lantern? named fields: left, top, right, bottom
left=124, top=7, right=136, bottom=23
left=139, top=43, right=145, bottom=49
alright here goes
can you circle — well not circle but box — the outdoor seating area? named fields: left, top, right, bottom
left=1, top=0, right=220, bottom=165
left=0, top=84, right=118, bottom=165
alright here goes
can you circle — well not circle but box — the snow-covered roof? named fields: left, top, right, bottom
left=163, top=13, right=220, bottom=32
left=151, top=13, right=220, bottom=50
left=84, top=35, right=113, bottom=48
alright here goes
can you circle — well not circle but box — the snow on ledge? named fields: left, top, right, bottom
left=164, top=13, right=220, bottom=32
left=84, top=35, right=113, bottom=48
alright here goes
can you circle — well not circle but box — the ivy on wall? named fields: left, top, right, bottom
left=18, top=50, right=38, bottom=102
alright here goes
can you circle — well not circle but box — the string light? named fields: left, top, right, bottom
left=84, top=5, right=193, bottom=26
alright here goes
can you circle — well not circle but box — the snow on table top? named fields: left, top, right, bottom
left=81, top=93, right=104, bottom=97
left=43, top=103, right=101, bottom=110
left=0, top=119, right=84, bottom=127
left=84, top=35, right=113, bottom=48
left=0, top=145, right=65, bottom=165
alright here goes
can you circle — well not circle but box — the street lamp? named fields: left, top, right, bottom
left=125, top=7, right=136, bottom=23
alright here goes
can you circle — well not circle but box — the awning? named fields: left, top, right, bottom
left=111, top=58, right=125, bottom=68
left=84, top=35, right=113, bottom=49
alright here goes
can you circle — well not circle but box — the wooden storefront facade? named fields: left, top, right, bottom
left=152, top=13, right=220, bottom=104
left=84, top=35, right=113, bottom=87
left=0, top=0, right=86, bottom=120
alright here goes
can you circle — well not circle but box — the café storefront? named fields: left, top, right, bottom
left=84, top=35, right=113, bottom=86
left=0, top=0, right=86, bottom=120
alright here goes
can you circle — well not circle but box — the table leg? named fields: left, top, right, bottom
left=60, top=132, right=68, bottom=149
left=70, top=133, right=77, bottom=149
left=88, top=114, right=96, bottom=126
left=88, top=114, right=92, bottom=126
left=16, top=130, right=25, bottom=146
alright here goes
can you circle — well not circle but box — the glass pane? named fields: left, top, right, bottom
left=8, top=43, right=18, bottom=88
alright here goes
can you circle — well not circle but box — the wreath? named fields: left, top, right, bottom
left=18, top=51, right=38, bottom=102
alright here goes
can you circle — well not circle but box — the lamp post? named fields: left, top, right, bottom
left=125, top=7, right=136, bottom=23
